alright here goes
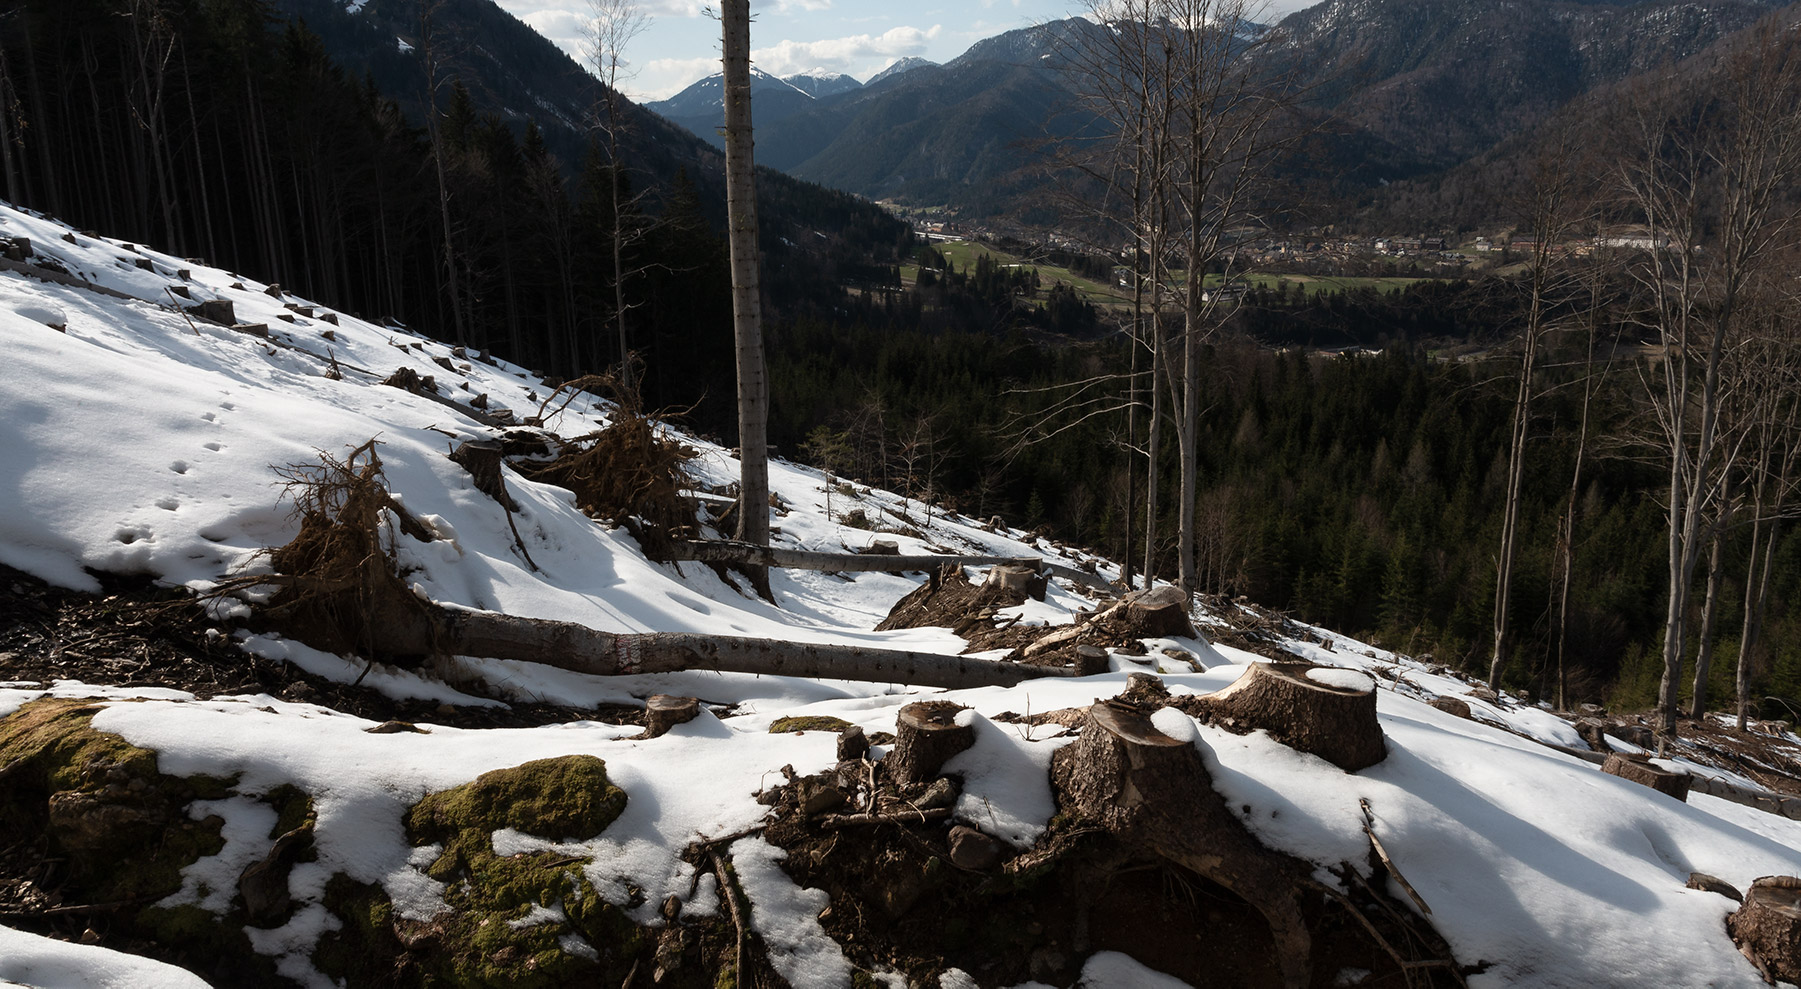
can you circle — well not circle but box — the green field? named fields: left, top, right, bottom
left=899, top=240, right=1434, bottom=308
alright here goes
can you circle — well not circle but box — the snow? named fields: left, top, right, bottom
left=0, top=924, right=210, bottom=989
left=2, top=196, right=1800, bottom=986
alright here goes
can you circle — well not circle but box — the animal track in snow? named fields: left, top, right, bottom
left=169, top=460, right=190, bottom=474
left=114, top=525, right=152, bottom=545
left=156, top=497, right=180, bottom=511
left=200, top=412, right=217, bottom=422
left=203, top=441, right=223, bottom=452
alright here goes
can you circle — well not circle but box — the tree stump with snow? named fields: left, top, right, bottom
left=1109, top=585, right=1198, bottom=638
left=449, top=440, right=519, bottom=511
left=1051, top=701, right=1312, bottom=989
left=887, top=701, right=973, bottom=786
left=644, top=695, right=700, bottom=738
left=985, top=563, right=1047, bottom=601
left=1185, top=662, right=1385, bottom=772
left=1730, top=876, right=1801, bottom=983
left=1601, top=754, right=1690, bottom=802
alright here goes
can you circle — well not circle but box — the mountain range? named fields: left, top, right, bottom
left=646, top=0, right=1792, bottom=223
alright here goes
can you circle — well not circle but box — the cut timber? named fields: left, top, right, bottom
left=1185, top=663, right=1385, bottom=772
left=661, top=538, right=1110, bottom=590
left=645, top=695, right=700, bottom=737
left=887, top=701, right=974, bottom=786
left=1730, top=876, right=1801, bottom=984
left=1602, top=754, right=1691, bottom=802
left=449, top=440, right=519, bottom=511
left=1051, top=702, right=1312, bottom=989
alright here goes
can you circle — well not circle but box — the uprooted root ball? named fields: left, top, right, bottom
left=525, top=412, right=698, bottom=546
left=237, top=440, right=437, bottom=659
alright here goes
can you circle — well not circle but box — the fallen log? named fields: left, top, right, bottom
left=371, top=604, right=1089, bottom=690
left=659, top=538, right=1114, bottom=591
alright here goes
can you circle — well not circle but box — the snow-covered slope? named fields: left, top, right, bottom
left=2, top=197, right=1800, bottom=988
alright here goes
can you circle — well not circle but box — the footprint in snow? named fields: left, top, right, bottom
left=156, top=497, right=180, bottom=512
left=203, top=441, right=223, bottom=452
left=169, top=460, right=190, bottom=474
left=200, top=412, right=217, bottom=422
left=114, top=526, right=152, bottom=545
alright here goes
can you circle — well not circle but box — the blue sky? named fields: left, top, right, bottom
left=493, top=0, right=1320, bottom=101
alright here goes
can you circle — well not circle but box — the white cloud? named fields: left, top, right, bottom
left=749, top=24, right=942, bottom=77
left=636, top=54, right=723, bottom=100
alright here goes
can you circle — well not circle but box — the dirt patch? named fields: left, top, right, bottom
left=0, top=564, right=641, bottom=731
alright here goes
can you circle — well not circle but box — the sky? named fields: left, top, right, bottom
left=493, top=0, right=1322, bottom=101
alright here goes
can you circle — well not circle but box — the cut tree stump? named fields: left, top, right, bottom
left=887, top=701, right=974, bottom=786
left=644, top=695, right=700, bottom=737
left=1182, top=662, right=1385, bottom=772
left=1051, top=702, right=1312, bottom=989
left=985, top=563, right=1047, bottom=601
left=449, top=440, right=519, bottom=511
left=1730, top=876, right=1801, bottom=984
left=1106, top=585, right=1198, bottom=638
left=1602, top=754, right=1691, bottom=802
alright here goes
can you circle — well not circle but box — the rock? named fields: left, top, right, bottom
left=947, top=825, right=1004, bottom=871
left=917, top=777, right=960, bottom=810
left=1606, top=724, right=1656, bottom=749
left=799, top=782, right=849, bottom=816
left=239, top=822, right=314, bottom=926
left=1430, top=696, right=1472, bottom=719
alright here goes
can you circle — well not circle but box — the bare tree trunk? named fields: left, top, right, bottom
left=1688, top=506, right=1728, bottom=719
left=419, top=0, right=468, bottom=346
left=721, top=0, right=771, bottom=601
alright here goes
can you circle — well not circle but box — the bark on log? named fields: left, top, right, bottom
left=660, top=538, right=1111, bottom=590
left=449, top=440, right=519, bottom=511
left=1186, top=662, right=1385, bottom=772
left=645, top=695, right=700, bottom=737
left=1730, top=876, right=1801, bottom=984
left=1051, top=702, right=1312, bottom=989
left=1602, top=754, right=1691, bottom=802
left=887, top=701, right=975, bottom=786
left=373, top=604, right=1083, bottom=690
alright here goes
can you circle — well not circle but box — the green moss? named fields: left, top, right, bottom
left=264, top=782, right=315, bottom=838
left=314, top=875, right=409, bottom=987
left=767, top=716, right=854, bottom=733
left=406, top=755, right=626, bottom=844
left=0, top=698, right=227, bottom=905
left=383, top=755, right=648, bottom=987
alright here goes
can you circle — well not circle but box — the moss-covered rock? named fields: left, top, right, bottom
left=768, top=716, right=855, bottom=733
left=376, top=754, right=643, bottom=988
left=0, top=698, right=227, bottom=904
left=406, top=754, right=626, bottom=844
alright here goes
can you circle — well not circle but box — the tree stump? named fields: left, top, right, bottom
left=887, top=701, right=974, bottom=786
left=1602, top=754, right=1691, bottom=802
left=644, top=695, right=700, bottom=738
left=1051, top=702, right=1312, bottom=989
left=985, top=563, right=1047, bottom=602
left=449, top=440, right=519, bottom=511
left=1104, top=585, right=1198, bottom=639
left=1730, top=876, right=1801, bottom=983
left=1430, top=696, right=1472, bottom=720
left=187, top=299, right=235, bottom=325
left=1189, top=663, right=1386, bottom=772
